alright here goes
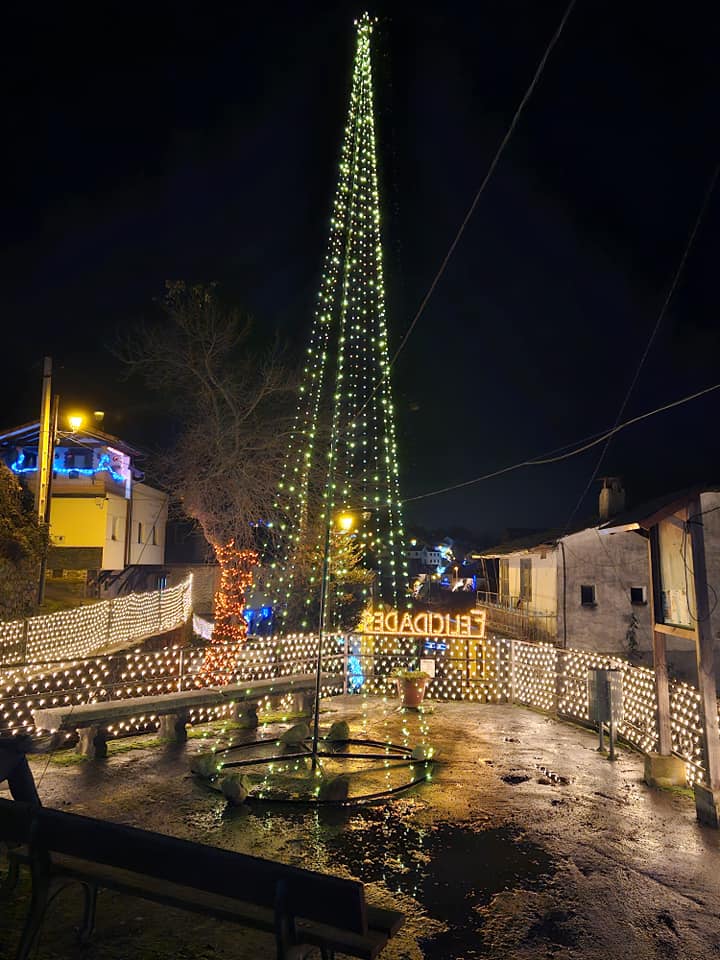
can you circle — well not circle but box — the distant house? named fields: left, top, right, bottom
left=407, top=540, right=443, bottom=575
left=475, top=479, right=653, bottom=657
left=0, top=420, right=168, bottom=594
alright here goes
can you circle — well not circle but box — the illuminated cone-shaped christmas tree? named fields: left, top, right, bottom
left=270, top=12, right=408, bottom=632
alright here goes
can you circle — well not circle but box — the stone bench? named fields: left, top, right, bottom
left=32, top=674, right=338, bottom=758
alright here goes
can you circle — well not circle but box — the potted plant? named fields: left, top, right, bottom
left=392, top=668, right=430, bottom=708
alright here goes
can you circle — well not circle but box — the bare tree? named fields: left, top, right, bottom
left=120, top=282, right=296, bottom=644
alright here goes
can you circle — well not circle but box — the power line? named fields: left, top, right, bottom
left=403, top=381, right=720, bottom=504
left=561, top=159, right=720, bottom=533
left=350, top=0, right=578, bottom=424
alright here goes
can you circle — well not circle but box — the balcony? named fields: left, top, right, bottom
left=478, top=592, right=558, bottom=645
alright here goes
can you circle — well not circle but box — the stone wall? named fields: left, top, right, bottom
left=558, top=527, right=652, bottom=655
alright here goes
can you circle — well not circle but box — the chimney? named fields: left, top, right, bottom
left=599, top=477, right=625, bottom=521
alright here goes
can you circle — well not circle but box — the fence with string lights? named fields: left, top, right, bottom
left=0, top=623, right=714, bottom=786
left=0, top=634, right=345, bottom=741
left=0, top=576, right=193, bottom=667
left=509, top=641, right=709, bottom=786
left=336, top=633, right=713, bottom=786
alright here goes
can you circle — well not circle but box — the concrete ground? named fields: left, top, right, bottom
left=2, top=696, right=720, bottom=959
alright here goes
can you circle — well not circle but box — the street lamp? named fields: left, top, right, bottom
left=337, top=512, right=356, bottom=533
left=68, top=414, right=84, bottom=433
left=311, top=506, right=364, bottom=770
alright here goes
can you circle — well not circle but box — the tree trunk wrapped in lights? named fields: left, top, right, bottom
left=211, top=542, right=258, bottom=645
left=196, top=543, right=258, bottom=684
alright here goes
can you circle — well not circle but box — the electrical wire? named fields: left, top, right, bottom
left=349, top=0, right=578, bottom=424
left=688, top=504, right=720, bottom=523
left=561, top=160, right=720, bottom=533
left=403, top=380, right=720, bottom=503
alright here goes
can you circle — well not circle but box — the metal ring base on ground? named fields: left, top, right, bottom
left=200, top=737, right=434, bottom=806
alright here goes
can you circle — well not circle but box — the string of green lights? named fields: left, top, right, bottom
left=268, top=13, right=408, bottom=632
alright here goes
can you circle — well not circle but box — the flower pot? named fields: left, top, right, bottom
left=396, top=677, right=428, bottom=709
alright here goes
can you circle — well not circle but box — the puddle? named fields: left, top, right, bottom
left=319, top=804, right=554, bottom=925
left=206, top=780, right=555, bottom=957
left=317, top=805, right=554, bottom=957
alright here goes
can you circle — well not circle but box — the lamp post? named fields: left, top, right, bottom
left=35, top=359, right=61, bottom=606
left=310, top=508, right=360, bottom=771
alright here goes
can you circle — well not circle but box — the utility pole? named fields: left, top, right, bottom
left=688, top=496, right=720, bottom=827
left=36, top=357, right=53, bottom=523
left=36, top=359, right=59, bottom=606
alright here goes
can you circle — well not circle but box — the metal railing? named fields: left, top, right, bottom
left=478, top=593, right=558, bottom=644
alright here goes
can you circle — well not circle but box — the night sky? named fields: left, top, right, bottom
left=2, top=1, right=718, bottom=542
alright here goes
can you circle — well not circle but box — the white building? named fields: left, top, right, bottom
left=476, top=480, right=652, bottom=657
left=408, top=541, right=443, bottom=572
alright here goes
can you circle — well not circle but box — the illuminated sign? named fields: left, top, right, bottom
left=360, top=608, right=486, bottom=639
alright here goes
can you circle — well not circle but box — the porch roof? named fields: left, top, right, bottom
left=0, top=419, right=145, bottom=458
left=599, top=483, right=720, bottom=534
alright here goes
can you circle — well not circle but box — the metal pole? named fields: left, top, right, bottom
left=509, top=638, right=516, bottom=705
left=343, top=634, right=349, bottom=696
left=607, top=676, right=617, bottom=760
left=35, top=358, right=53, bottom=523
left=37, top=391, right=59, bottom=607
left=311, top=516, right=333, bottom=771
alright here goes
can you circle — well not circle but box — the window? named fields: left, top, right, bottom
left=64, top=449, right=93, bottom=470
left=151, top=526, right=157, bottom=546
left=580, top=584, right=596, bottom=606
left=137, top=522, right=144, bottom=544
left=519, top=558, right=532, bottom=602
left=656, top=515, right=693, bottom=628
left=630, top=586, right=647, bottom=605
left=111, top=516, right=122, bottom=542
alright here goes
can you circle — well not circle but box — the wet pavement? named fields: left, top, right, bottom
left=3, top=697, right=720, bottom=959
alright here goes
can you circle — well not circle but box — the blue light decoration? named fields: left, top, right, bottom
left=344, top=635, right=365, bottom=691
left=424, top=640, right=448, bottom=652
left=347, top=653, right=364, bottom=692
left=10, top=451, right=126, bottom=485
left=242, top=605, right=273, bottom=636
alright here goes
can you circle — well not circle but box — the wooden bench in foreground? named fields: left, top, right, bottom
left=0, top=798, right=403, bottom=960
left=32, top=674, right=341, bottom=758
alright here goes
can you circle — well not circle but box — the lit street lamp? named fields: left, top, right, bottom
left=311, top=507, right=362, bottom=770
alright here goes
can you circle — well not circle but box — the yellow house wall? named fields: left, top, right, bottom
left=49, top=497, right=107, bottom=548
left=505, top=555, right=556, bottom=613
